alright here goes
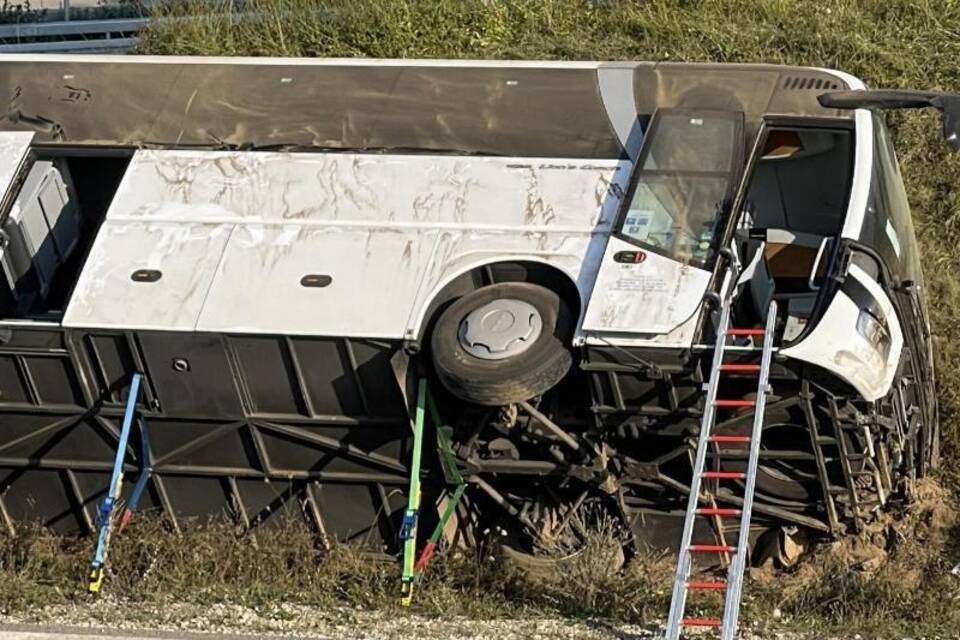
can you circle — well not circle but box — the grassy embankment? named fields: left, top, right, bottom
left=5, top=1, right=960, bottom=636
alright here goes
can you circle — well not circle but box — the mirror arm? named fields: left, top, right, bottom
left=819, top=89, right=960, bottom=151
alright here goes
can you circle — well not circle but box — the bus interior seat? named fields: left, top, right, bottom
left=0, top=158, right=81, bottom=317
left=735, top=237, right=774, bottom=321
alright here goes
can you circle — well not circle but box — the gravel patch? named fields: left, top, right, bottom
left=0, top=600, right=827, bottom=639
left=0, top=599, right=663, bottom=640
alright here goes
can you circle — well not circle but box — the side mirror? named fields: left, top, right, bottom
left=819, top=90, right=960, bottom=152
left=931, top=95, right=960, bottom=151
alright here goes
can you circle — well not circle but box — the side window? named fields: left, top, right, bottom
left=618, top=110, right=741, bottom=268
left=859, top=114, right=922, bottom=282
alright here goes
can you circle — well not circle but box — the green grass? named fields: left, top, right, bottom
left=8, top=0, right=958, bottom=636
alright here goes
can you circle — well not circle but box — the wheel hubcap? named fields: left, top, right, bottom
left=459, top=298, right=543, bottom=360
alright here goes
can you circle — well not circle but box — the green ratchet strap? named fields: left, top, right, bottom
left=428, top=388, right=463, bottom=486
left=399, top=379, right=427, bottom=606
left=399, top=378, right=468, bottom=607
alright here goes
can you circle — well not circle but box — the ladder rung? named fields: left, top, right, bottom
left=715, top=399, right=755, bottom=408
left=718, top=344, right=765, bottom=351
left=709, top=435, right=751, bottom=444
left=696, top=507, right=741, bottom=517
left=719, top=363, right=761, bottom=373
left=727, top=328, right=765, bottom=336
left=690, top=544, right=737, bottom=553
left=687, top=580, right=727, bottom=590
left=702, top=471, right=746, bottom=480
left=683, top=617, right=723, bottom=627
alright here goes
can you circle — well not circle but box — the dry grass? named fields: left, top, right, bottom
left=748, top=480, right=960, bottom=635
left=0, top=513, right=683, bottom=625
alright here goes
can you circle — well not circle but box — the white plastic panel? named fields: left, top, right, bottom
left=62, top=221, right=232, bottom=331
left=0, top=131, right=34, bottom=191
left=580, top=235, right=712, bottom=338
left=0, top=132, right=38, bottom=294
left=781, top=264, right=903, bottom=401
left=840, top=109, right=874, bottom=239
left=198, top=225, right=436, bottom=336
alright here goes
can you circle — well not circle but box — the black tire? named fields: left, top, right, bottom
left=430, top=282, right=573, bottom=406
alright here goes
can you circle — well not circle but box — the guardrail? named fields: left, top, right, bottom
left=0, top=17, right=148, bottom=53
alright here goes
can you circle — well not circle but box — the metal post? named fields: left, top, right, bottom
left=63, top=0, right=71, bottom=21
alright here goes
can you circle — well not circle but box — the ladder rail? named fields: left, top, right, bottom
left=664, top=295, right=733, bottom=640
left=720, top=299, right=777, bottom=640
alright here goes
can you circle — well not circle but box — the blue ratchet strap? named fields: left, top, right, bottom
left=399, top=512, right=418, bottom=540
left=88, top=372, right=142, bottom=593
left=120, top=417, right=152, bottom=533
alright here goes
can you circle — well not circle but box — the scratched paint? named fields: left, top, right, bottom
left=106, top=150, right=619, bottom=228
left=63, top=149, right=623, bottom=337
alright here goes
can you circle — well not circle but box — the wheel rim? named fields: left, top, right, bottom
left=458, top=298, right=544, bottom=360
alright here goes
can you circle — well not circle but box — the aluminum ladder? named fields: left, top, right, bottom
left=664, top=298, right=778, bottom=639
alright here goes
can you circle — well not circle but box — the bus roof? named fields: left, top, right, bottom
left=0, top=56, right=859, bottom=158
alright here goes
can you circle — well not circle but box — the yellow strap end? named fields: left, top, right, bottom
left=88, top=568, right=104, bottom=593
left=400, top=581, right=414, bottom=607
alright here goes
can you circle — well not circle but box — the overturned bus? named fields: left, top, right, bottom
left=0, top=55, right=945, bottom=566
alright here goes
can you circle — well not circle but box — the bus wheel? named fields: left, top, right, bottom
left=430, top=282, right=573, bottom=406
